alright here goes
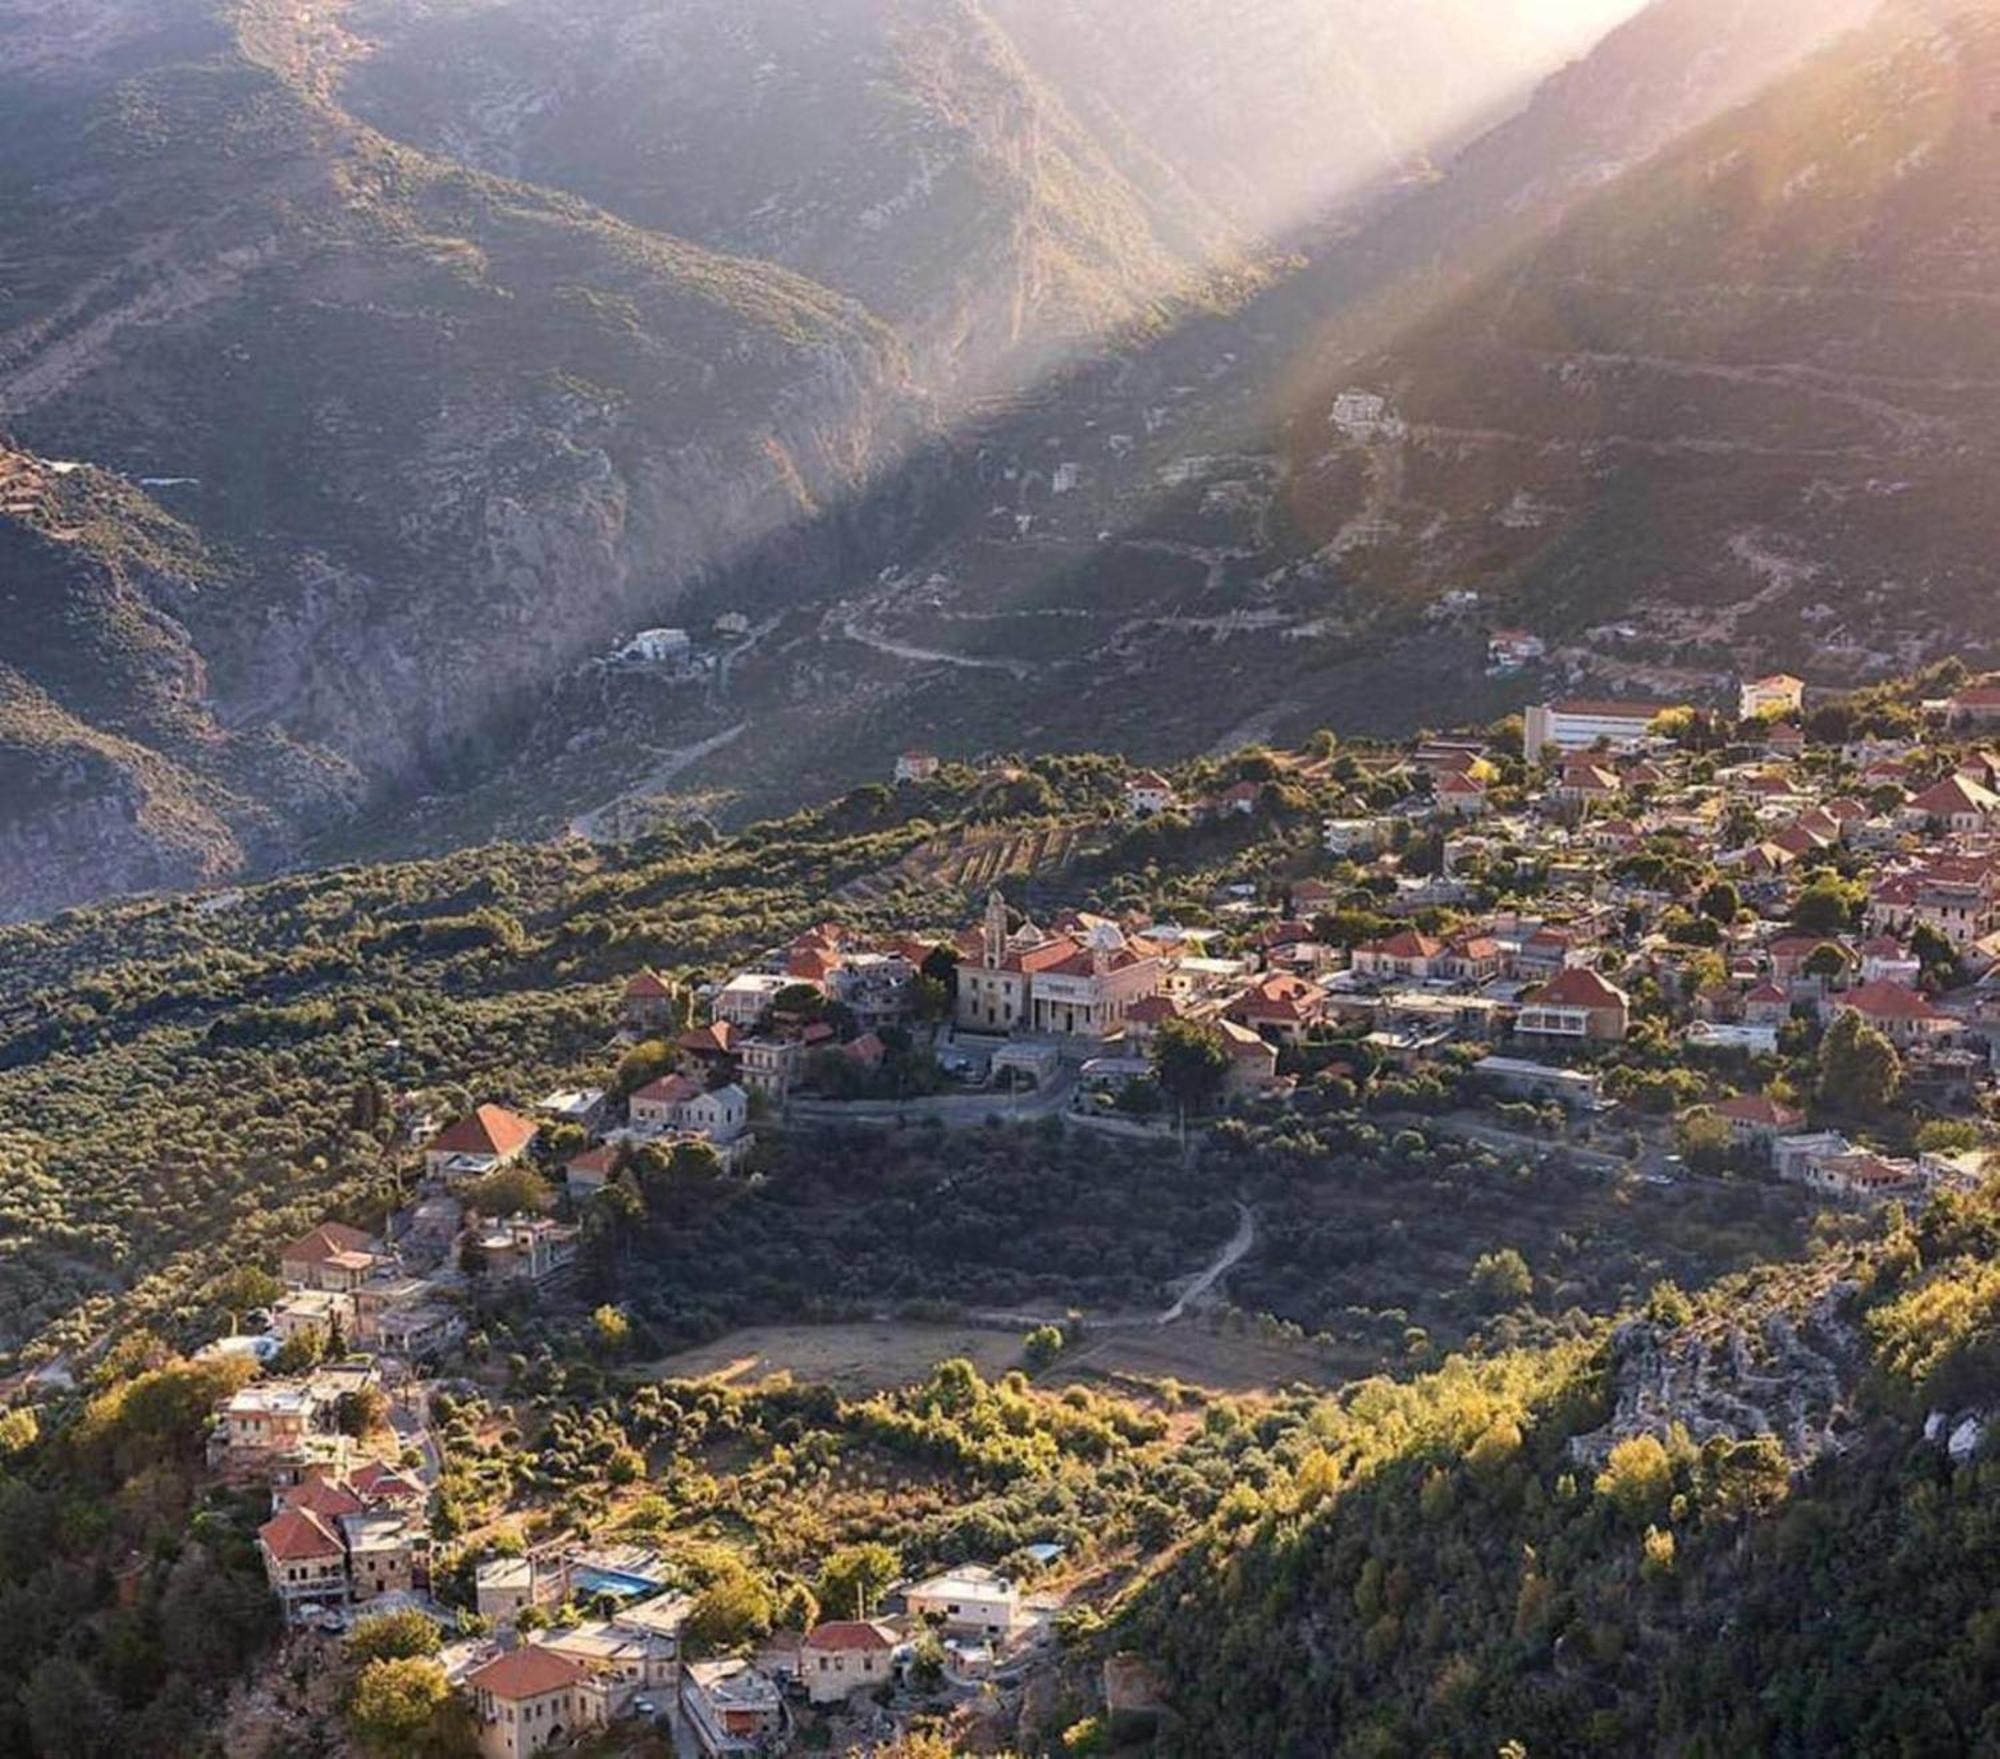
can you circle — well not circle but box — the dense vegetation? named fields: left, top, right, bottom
left=1116, top=1187, right=2000, bottom=1758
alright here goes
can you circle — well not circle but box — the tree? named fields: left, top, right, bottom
left=1698, top=878, right=1740, bottom=924
left=1791, top=875, right=1859, bottom=937
left=1023, top=1324, right=1066, bottom=1370
left=336, top=1384, right=391, bottom=1439
left=686, top=1567, right=776, bottom=1652
left=591, top=1305, right=632, bottom=1358
left=1595, top=1434, right=1674, bottom=1521
left=1819, top=1010, right=1901, bottom=1117
left=1469, top=1249, right=1533, bottom=1312
left=209, top=1264, right=284, bottom=1332
left=348, top=1609, right=443, bottom=1665
left=461, top=1164, right=551, bottom=1219
left=1911, top=922, right=1958, bottom=987
left=817, top=1543, right=899, bottom=1621
left=1151, top=1018, right=1231, bottom=1116
left=347, top=1657, right=454, bottom=1758
left=1803, top=943, right=1850, bottom=984
left=1674, top=1109, right=1734, bottom=1176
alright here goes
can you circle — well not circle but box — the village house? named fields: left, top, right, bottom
left=906, top=1564, right=1021, bottom=1642
left=256, top=1470, right=427, bottom=1621
left=629, top=1073, right=704, bottom=1132
left=800, top=1621, right=900, bottom=1704
left=1739, top=674, right=1806, bottom=720
left=281, top=1222, right=394, bottom=1294
left=1227, top=972, right=1329, bottom=1046
left=681, top=1658, right=784, bottom=1757
left=425, top=1105, right=539, bottom=1181
left=1324, top=817, right=1386, bottom=857
left=1351, top=929, right=1446, bottom=983
left=531, top=1618, right=679, bottom=1717
left=1947, top=682, right=2000, bottom=727
left=1487, top=629, right=1546, bottom=672
left=466, top=1646, right=609, bottom=1759
left=1125, top=770, right=1178, bottom=817
left=1829, top=980, right=1957, bottom=1049
left=1714, top=1093, right=1807, bottom=1162
left=1902, top=774, right=2000, bottom=835
left=735, top=1034, right=801, bottom=1101
left=565, top=1145, right=618, bottom=1200
left=621, top=969, right=680, bottom=1033
left=472, top=1216, right=580, bottom=1286
left=1516, top=966, right=1630, bottom=1045
left=713, top=972, right=795, bottom=1030
left=257, top=1506, right=349, bottom=1622
left=894, top=750, right=940, bottom=784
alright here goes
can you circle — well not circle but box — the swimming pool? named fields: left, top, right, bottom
left=571, top=1565, right=666, bottom=1601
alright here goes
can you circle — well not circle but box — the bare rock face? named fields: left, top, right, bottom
left=1570, top=1274, right=1866, bottom=1470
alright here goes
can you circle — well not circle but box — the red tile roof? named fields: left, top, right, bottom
left=429, top=1104, right=538, bottom=1160
left=468, top=1647, right=589, bottom=1700
left=283, top=1476, right=365, bottom=1520
left=1716, top=1093, right=1803, bottom=1128
left=624, top=970, right=675, bottom=999
left=259, top=1506, right=344, bottom=1562
left=281, top=1221, right=377, bottom=1265
left=1529, top=967, right=1627, bottom=1009
left=805, top=1621, right=897, bottom=1654
left=1841, top=981, right=1948, bottom=1023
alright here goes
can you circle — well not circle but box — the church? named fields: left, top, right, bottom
left=954, top=892, right=1164, bottom=1041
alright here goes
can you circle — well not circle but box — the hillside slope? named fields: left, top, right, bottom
left=1292, top=0, right=2000, bottom=680
left=0, top=0, right=925, bottom=915
left=0, top=0, right=1659, bottom=917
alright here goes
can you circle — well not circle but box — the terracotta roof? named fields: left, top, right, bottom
left=349, top=1461, right=425, bottom=1502
left=1529, top=967, right=1628, bottom=1009
left=567, top=1146, right=617, bottom=1177
left=428, top=1104, right=538, bottom=1160
left=284, top=1476, right=365, bottom=1520
left=632, top=1074, right=702, bottom=1108
left=1125, top=995, right=1183, bottom=1025
left=680, top=1022, right=737, bottom=1054
left=1360, top=930, right=1444, bottom=961
left=1912, top=775, right=2000, bottom=816
left=468, top=1647, right=589, bottom=1700
left=1127, top=770, right=1173, bottom=791
left=805, top=1621, right=898, bottom=1654
left=281, top=1221, right=377, bottom=1265
left=1840, top=980, right=1948, bottom=1023
left=1716, top=1093, right=1803, bottom=1128
left=624, top=970, right=675, bottom=999
left=259, top=1507, right=344, bottom=1562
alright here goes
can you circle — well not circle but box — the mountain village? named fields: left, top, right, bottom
left=186, top=662, right=2000, bottom=1757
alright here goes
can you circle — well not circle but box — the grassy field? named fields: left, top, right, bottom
left=638, top=1321, right=1029, bottom=1394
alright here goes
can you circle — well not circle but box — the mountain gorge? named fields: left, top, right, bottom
left=0, top=0, right=1923, bottom=919
left=0, top=0, right=1652, bottom=917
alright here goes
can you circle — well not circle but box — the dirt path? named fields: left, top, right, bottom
left=1160, top=1201, right=1255, bottom=1325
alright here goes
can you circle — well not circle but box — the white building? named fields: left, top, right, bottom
left=905, top=1564, right=1020, bottom=1641
left=618, top=628, right=692, bottom=666
left=1523, top=699, right=1675, bottom=758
